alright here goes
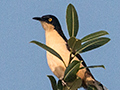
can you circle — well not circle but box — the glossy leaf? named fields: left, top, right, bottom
left=81, top=30, right=109, bottom=43
left=47, top=75, right=57, bottom=90
left=70, top=77, right=82, bottom=90
left=87, top=65, right=105, bottom=69
left=80, top=65, right=105, bottom=70
left=88, top=85, right=97, bottom=90
left=30, top=40, right=66, bottom=67
left=68, top=37, right=81, bottom=51
left=64, top=60, right=81, bottom=82
left=76, top=37, right=110, bottom=53
left=66, top=3, right=79, bottom=37
left=57, top=80, right=63, bottom=90
left=64, top=77, right=82, bottom=90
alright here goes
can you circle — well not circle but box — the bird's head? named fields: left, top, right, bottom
left=33, top=15, right=67, bottom=42
left=33, top=15, right=62, bottom=31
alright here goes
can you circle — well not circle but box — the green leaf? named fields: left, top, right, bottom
left=66, top=3, right=79, bottom=37
left=79, top=65, right=105, bottom=70
left=87, top=85, right=97, bottom=90
left=68, top=37, right=81, bottom=51
left=47, top=75, right=57, bottom=90
left=57, top=80, right=63, bottom=90
left=64, top=60, right=81, bottom=82
left=69, top=77, right=82, bottom=90
left=64, top=77, right=82, bottom=90
left=87, top=65, right=105, bottom=69
left=76, top=37, right=110, bottom=53
left=30, top=40, right=66, bottom=67
left=81, top=30, right=109, bottom=43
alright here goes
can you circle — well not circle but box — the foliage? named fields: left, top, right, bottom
left=30, top=3, right=110, bottom=90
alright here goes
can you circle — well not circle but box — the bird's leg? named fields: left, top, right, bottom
left=61, top=79, right=67, bottom=86
left=61, top=79, right=72, bottom=90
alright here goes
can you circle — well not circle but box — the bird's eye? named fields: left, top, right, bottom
left=48, top=18, right=52, bottom=22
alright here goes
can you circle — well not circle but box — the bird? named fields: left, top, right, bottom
left=32, top=15, right=108, bottom=90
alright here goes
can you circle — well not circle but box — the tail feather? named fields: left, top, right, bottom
left=84, top=79, right=108, bottom=90
left=81, top=72, right=108, bottom=90
left=93, top=80, right=108, bottom=90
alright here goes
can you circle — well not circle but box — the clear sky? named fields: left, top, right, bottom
left=0, top=0, right=119, bottom=90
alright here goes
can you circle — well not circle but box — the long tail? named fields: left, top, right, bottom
left=82, top=72, right=108, bottom=90
left=94, top=80, right=108, bottom=90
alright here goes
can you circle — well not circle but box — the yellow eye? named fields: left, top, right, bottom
left=48, top=18, right=52, bottom=22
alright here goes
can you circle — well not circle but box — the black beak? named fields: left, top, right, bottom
left=32, top=17, right=42, bottom=21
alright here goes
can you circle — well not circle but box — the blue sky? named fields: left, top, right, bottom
left=0, top=0, right=119, bottom=90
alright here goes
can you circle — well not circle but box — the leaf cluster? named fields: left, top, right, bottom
left=30, top=3, right=110, bottom=90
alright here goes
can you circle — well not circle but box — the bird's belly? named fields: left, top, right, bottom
left=46, top=43, right=86, bottom=80
left=45, top=29, right=86, bottom=80
left=46, top=44, right=70, bottom=79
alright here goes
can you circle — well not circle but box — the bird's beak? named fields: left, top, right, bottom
left=32, top=17, right=42, bottom=21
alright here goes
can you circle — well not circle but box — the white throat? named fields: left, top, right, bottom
left=45, top=26, right=69, bottom=65
left=40, top=21, right=54, bottom=31
left=42, top=22, right=70, bottom=79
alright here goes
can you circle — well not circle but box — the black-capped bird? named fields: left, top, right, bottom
left=33, top=15, right=108, bottom=90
